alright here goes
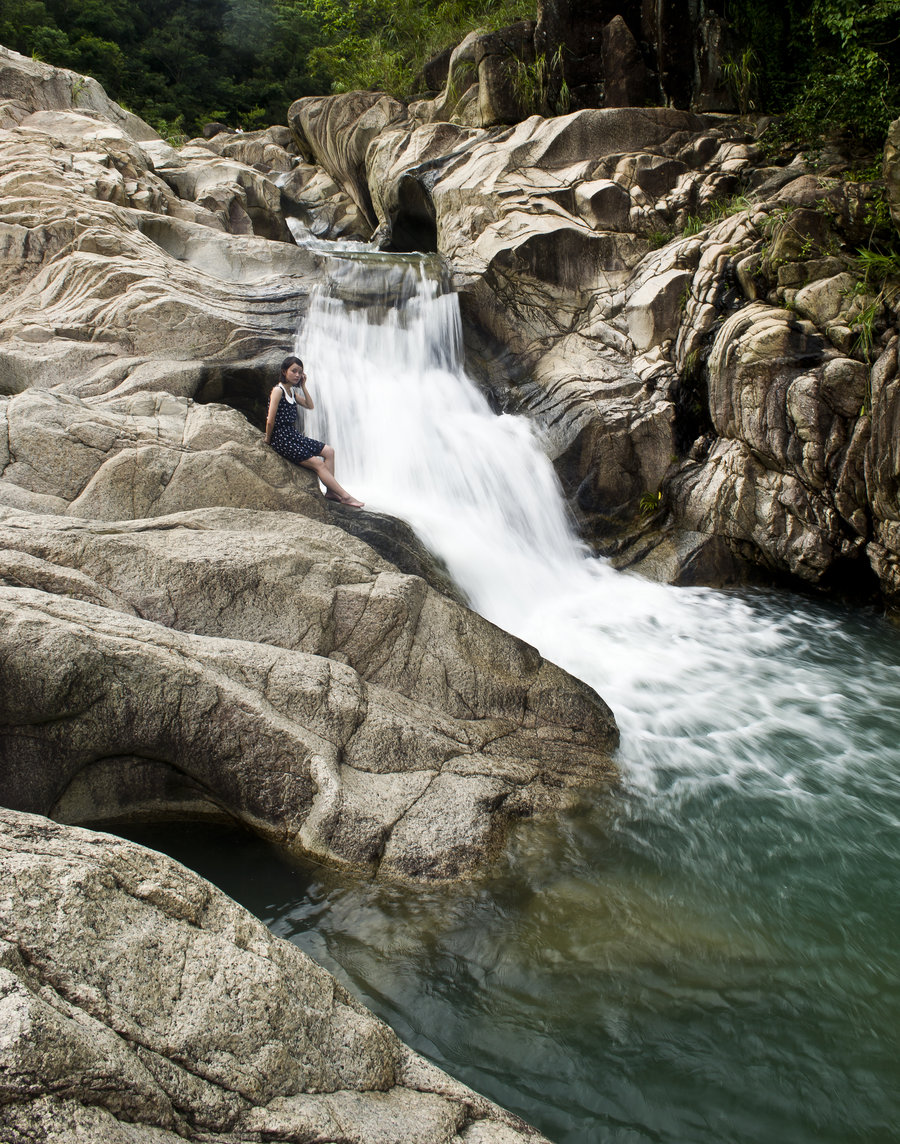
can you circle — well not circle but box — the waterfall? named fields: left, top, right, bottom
left=296, top=251, right=900, bottom=798
left=138, top=247, right=899, bottom=1144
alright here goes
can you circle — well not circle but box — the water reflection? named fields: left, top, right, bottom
left=124, top=665, right=900, bottom=1144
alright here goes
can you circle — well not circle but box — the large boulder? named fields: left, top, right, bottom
left=288, top=92, right=409, bottom=228
left=0, top=807, right=551, bottom=1142
left=601, top=15, right=653, bottom=108
left=865, top=337, right=900, bottom=606
left=356, top=107, right=751, bottom=531
left=0, top=386, right=617, bottom=877
left=288, top=76, right=900, bottom=603
left=0, top=582, right=614, bottom=879
left=0, top=44, right=159, bottom=139
left=152, top=144, right=294, bottom=241
left=533, top=0, right=735, bottom=111
left=0, top=132, right=317, bottom=388
left=199, top=123, right=298, bottom=171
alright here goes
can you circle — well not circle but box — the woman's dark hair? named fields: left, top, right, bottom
left=279, top=355, right=303, bottom=378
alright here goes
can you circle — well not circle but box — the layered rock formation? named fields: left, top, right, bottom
left=0, top=807, right=550, bottom=1142
left=0, top=42, right=618, bottom=884
left=0, top=505, right=614, bottom=879
left=3, top=32, right=897, bottom=1144
left=288, top=86, right=900, bottom=605
left=0, top=47, right=621, bottom=1142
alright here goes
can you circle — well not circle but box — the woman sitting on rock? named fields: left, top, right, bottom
left=265, top=355, right=364, bottom=507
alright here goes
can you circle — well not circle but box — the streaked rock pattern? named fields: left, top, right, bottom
left=290, top=90, right=900, bottom=604
left=0, top=808, right=551, bottom=1142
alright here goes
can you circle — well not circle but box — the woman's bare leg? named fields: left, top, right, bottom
left=320, top=444, right=336, bottom=478
left=300, top=456, right=363, bottom=506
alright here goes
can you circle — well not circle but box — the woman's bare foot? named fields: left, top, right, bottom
left=323, top=491, right=364, bottom=507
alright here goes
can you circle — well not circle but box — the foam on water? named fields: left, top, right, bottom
left=297, top=252, right=900, bottom=804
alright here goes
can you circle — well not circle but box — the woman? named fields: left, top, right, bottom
left=265, top=355, right=364, bottom=507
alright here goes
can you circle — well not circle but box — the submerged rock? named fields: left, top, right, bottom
left=0, top=807, right=551, bottom=1142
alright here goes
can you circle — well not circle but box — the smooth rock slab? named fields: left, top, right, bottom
left=0, top=386, right=617, bottom=881
left=0, top=581, right=616, bottom=879
left=0, top=807, right=551, bottom=1142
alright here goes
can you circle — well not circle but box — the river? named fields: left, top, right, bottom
left=126, top=250, right=900, bottom=1144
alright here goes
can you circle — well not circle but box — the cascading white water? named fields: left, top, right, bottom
left=131, top=247, right=899, bottom=1144
left=296, top=252, right=900, bottom=797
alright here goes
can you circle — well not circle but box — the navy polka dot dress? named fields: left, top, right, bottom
left=270, top=386, right=325, bottom=463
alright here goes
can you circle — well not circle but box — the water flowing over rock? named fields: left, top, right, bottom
left=0, top=46, right=620, bottom=1134
left=0, top=807, right=551, bottom=1143
left=289, top=76, right=900, bottom=606
left=2, top=34, right=899, bottom=1144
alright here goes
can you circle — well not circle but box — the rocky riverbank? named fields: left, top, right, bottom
left=0, top=44, right=615, bottom=1137
left=1, top=30, right=898, bottom=1143
left=0, top=45, right=618, bottom=883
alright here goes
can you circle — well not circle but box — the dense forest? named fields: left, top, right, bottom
left=0, top=0, right=897, bottom=147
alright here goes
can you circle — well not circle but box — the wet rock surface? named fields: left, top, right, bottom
left=0, top=47, right=619, bottom=1136
left=290, top=85, right=900, bottom=606
left=2, top=36, right=898, bottom=1144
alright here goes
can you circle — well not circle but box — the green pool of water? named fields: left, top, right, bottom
left=120, top=589, right=900, bottom=1144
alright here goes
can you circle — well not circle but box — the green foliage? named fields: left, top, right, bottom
left=850, top=296, right=883, bottom=361
left=638, top=490, right=663, bottom=518
left=849, top=233, right=900, bottom=361
left=856, top=247, right=900, bottom=284
left=682, top=349, right=701, bottom=379
left=710, top=193, right=754, bottom=220
left=845, top=156, right=885, bottom=183
left=0, top=0, right=533, bottom=131
left=151, top=112, right=188, bottom=147
left=726, top=0, right=900, bottom=149
left=721, top=46, right=759, bottom=115
left=2, top=0, right=896, bottom=145
left=647, top=228, right=675, bottom=249
left=309, top=0, right=532, bottom=98
left=510, top=45, right=569, bottom=116
left=680, top=194, right=755, bottom=238
left=511, top=51, right=551, bottom=115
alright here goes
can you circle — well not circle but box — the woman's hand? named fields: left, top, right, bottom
left=297, top=372, right=314, bottom=411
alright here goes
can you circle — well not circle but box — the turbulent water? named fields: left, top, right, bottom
left=129, top=251, right=900, bottom=1143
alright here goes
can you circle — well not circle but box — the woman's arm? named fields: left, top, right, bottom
left=296, top=372, right=314, bottom=410
left=264, top=386, right=282, bottom=443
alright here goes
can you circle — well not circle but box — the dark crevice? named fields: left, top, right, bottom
left=194, top=362, right=273, bottom=431
left=386, top=176, right=438, bottom=254
left=51, top=754, right=241, bottom=831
